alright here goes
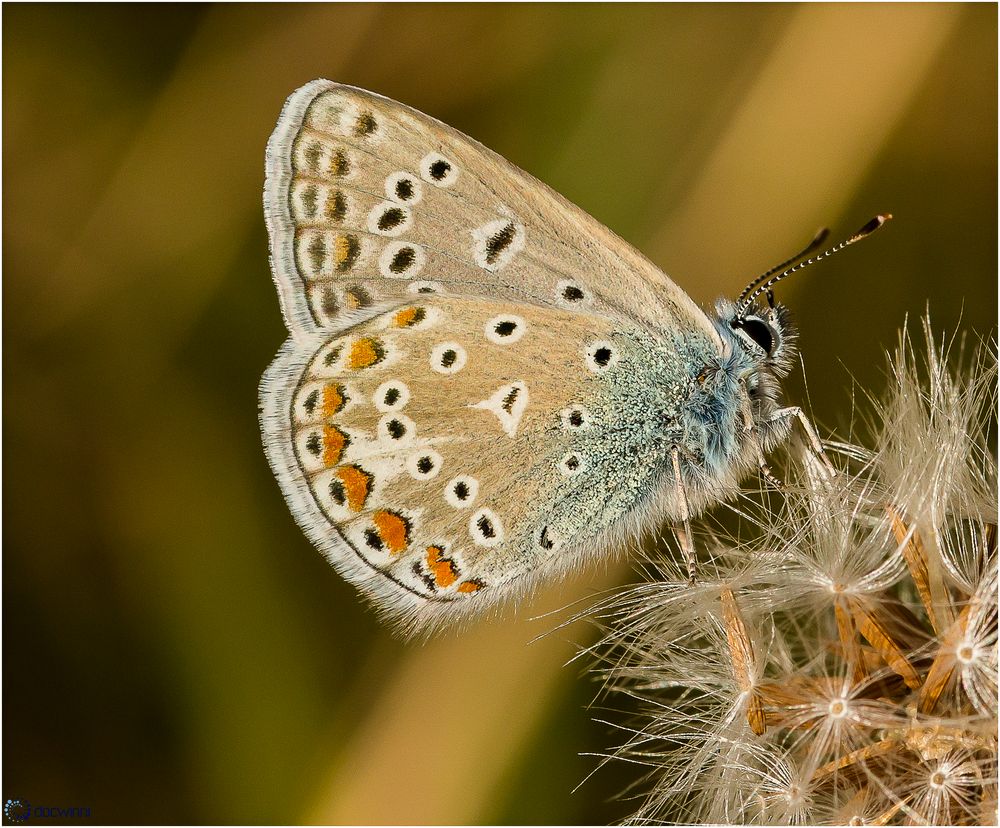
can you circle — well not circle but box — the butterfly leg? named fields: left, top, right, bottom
left=769, top=406, right=836, bottom=478
left=759, top=461, right=784, bottom=489
left=670, top=447, right=697, bottom=584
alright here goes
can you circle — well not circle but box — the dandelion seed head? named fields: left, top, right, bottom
left=585, top=318, right=997, bottom=825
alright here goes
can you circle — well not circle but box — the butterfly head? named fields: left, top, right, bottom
left=712, top=298, right=797, bottom=427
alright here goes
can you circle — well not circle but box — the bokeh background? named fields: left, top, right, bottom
left=3, top=3, right=996, bottom=825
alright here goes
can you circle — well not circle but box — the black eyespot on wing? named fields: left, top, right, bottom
left=383, top=387, right=400, bottom=406
left=441, top=349, right=457, bottom=368
left=568, top=409, right=584, bottom=427
left=454, top=481, right=470, bottom=500
left=485, top=222, right=516, bottom=265
left=565, top=454, right=580, bottom=471
left=320, top=286, right=339, bottom=319
left=395, top=178, right=414, bottom=200
left=364, top=528, right=384, bottom=551
left=429, top=159, right=451, bottom=180
left=494, top=320, right=517, bottom=337
left=501, top=386, right=520, bottom=413
left=593, top=347, right=612, bottom=367
left=354, top=111, right=377, bottom=136
left=303, top=389, right=320, bottom=414
left=323, top=345, right=342, bottom=366
left=331, top=150, right=350, bottom=177
left=389, top=246, right=416, bottom=274
left=377, top=208, right=405, bottom=232
left=387, top=419, right=406, bottom=439
left=416, top=456, right=434, bottom=474
left=562, top=285, right=585, bottom=302
left=328, top=190, right=347, bottom=222
left=539, top=526, right=555, bottom=550
left=329, top=479, right=346, bottom=506
left=476, top=514, right=496, bottom=539
left=305, top=433, right=322, bottom=456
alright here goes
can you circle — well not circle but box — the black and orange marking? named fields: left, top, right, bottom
left=426, top=546, right=460, bottom=589
left=368, top=510, right=412, bottom=556
left=329, top=464, right=372, bottom=512
left=347, top=338, right=385, bottom=370
left=322, top=384, right=348, bottom=417
left=393, top=307, right=426, bottom=328
left=322, top=424, right=350, bottom=466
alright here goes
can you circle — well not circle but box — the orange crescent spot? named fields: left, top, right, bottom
left=337, top=465, right=372, bottom=512
left=347, top=337, right=385, bottom=370
left=457, top=580, right=482, bottom=594
left=393, top=307, right=426, bottom=328
left=426, top=546, right=459, bottom=588
left=322, top=384, right=346, bottom=417
left=372, top=510, right=411, bottom=555
left=323, top=425, right=348, bottom=466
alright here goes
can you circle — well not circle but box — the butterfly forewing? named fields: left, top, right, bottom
left=265, top=80, right=721, bottom=345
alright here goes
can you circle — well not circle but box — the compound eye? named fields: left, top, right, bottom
left=733, top=317, right=775, bottom=355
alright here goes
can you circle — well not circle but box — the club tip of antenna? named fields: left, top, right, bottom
left=859, top=214, right=892, bottom=235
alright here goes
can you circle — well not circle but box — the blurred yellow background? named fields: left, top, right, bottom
left=3, top=4, right=996, bottom=824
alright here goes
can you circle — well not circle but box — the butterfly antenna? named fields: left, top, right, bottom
left=736, top=226, right=830, bottom=306
left=736, top=214, right=892, bottom=316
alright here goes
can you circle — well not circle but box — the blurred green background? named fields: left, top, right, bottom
left=3, top=3, right=996, bottom=825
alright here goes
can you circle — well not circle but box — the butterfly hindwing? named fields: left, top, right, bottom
left=260, top=294, right=697, bottom=630
left=265, top=80, right=722, bottom=349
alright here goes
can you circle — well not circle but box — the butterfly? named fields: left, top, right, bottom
left=259, top=80, right=888, bottom=633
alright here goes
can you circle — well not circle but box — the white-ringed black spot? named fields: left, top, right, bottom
left=430, top=159, right=450, bottom=180
left=585, top=339, right=619, bottom=373
left=364, top=528, right=384, bottom=551
left=374, top=380, right=409, bottom=412
left=385, top=171, right=423, bottom=205
left=430, top=342, right=467, bottom=374
left=469, top=508, right=503, bottom=547
left=390, top=247, right=415, bottom=273
left=378, top=207, right=405, bottom=232
left=562, top=284, right=584, bottom=301
left=387, top=419, right=406, bottom=439
left=396, top=178, right=414, bottom=199
left=485, top=222, right=516, bottom=265
left=406, top=449, right=442, bottom=480
left=559, top=451, right=586, bottom=476
left=484, top=314, right=526, bottom=344
left=476, top=514, right=495, bottom=538
left=444, top=474, right=479, bottom=508
left=420, top=152, right=458, bottom=187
